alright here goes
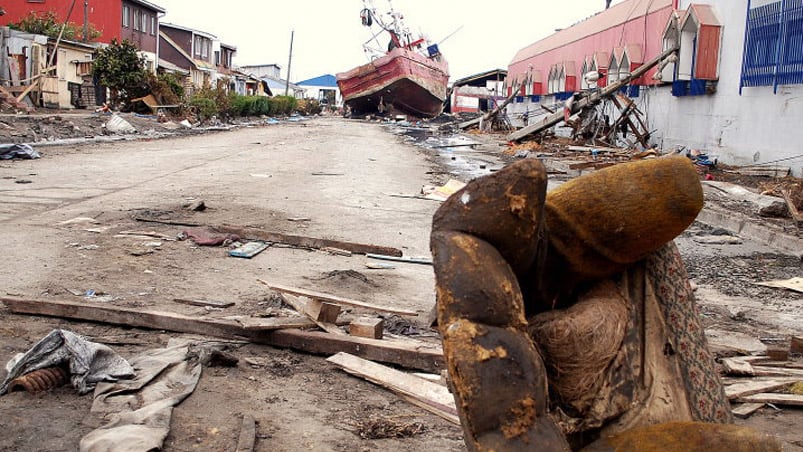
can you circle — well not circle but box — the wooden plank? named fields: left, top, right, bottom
left=721, top=357, right=755, bottom=376
left=751, top=366, right=803, bottom=377
left=1, top=296, right=444, bottom=372
left=218, top=226, right=402, bottom=257
left=732, top=402, right=764, bottom=419
left=173, top=298, right=235, bottom=308
left=235, top=414, right=256, bottom=452
left=307, top=298, right=342, bottom=323
left=278, top=294, right=344, bottom=335
left=259, top=280, right=418, bottom=316
left=132, top=218, right=402, bottom=256
left=349, top=317, right=384, bottom=339
left=782, top=189, right=803, bottom=227
left=738, top=393, right=803, bottom=406
left=724, top=379, right=799, bottom=400
left=236, top=316, right=343, bottom=331
left=327, top=352, right=459, bottom=424
left=792, top=336, right=803, bottom=354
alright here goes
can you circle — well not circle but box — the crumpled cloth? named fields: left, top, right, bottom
left=182, top=227, right=240, bottom=246
left=79, top=339, right=208, bottom=452
left=0, top=329, right=134, bottom=395
left=0, top=143, right=40, bottom=160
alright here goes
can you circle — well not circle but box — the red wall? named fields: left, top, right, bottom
left=1, top=0, right=123, bottom=44
left=508, top=5, right=674, bottom=91
left=0, top=0, right=161, bottom=54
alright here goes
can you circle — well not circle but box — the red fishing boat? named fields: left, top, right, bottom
left=336, top=1, right=449, bottom=118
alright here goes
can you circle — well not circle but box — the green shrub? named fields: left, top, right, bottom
left=190, top=96, right=218, bottom=121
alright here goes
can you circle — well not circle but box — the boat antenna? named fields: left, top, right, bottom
left=437, top=25, right=463, bottom=46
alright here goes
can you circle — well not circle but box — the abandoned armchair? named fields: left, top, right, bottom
left=430, top=156, right=782, bottom=451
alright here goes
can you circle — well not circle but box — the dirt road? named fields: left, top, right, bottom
left=0, top=116, right=801, bottom=451
left=1, top=117, right=464, bottom=451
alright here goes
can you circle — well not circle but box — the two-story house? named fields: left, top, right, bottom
left=158, top=22, right=217, bottom=94
left=0, top=0, right=165, bottom=72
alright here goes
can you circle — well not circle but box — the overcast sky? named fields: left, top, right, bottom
left=155, top=0, right=623, bottom=83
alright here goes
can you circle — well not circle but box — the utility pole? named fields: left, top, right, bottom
left=83, top=0, right=89, bottom=41
left=285, top=30, right=294, bottom=96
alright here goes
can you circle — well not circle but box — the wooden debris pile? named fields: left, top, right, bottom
left=720, top=336, right=803, bottom=419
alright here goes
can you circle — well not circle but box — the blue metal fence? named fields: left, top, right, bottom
left=741, top=0, right=803, bottom=93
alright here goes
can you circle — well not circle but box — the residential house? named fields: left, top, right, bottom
left=0, top=27, right=48, bottom=108
left=158, top=22, right=217, bottom=95
left=505, top=0, right=802, bottom=176
left=0, top=0, right=165, bottom=72
left=450, top=69, right=507, bottom=114
left=296, top=74, right=342, bottom=107
left=213, top=42, right=241, bottom=93
left=241, top=64, right=303, bottom=97
left=41, top=38, right=103, bottom=109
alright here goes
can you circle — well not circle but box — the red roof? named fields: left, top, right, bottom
left=510, top=0, right=674, bottom=65
left=687, top=4, right=721, bottom=27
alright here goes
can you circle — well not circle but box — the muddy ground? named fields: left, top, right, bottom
left=1, top=114, right=802, bottom=451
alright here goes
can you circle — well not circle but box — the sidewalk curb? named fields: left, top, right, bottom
left=697, top=205, right=803, bottom=258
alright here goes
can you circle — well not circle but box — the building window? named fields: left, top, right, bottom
left=150, top=16, right=156, bottom=35
left=122, top=5, right=130, bottom=27
left=741, top=0, right=803, bottom=93
left=133, top=9, right=142, bottom=31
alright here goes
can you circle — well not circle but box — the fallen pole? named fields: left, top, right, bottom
left=507, top=47, right=678, bottom=142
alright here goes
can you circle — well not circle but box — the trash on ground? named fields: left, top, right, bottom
left=80, top=339, right=204, bottom=451
left=755, top=277, right=803, bottom=293
left=0, top=329, right=134, bottom=396
left=229, top=241, right=270, bottom=258
left=421, top=179, right=466, bottom=202
left=182, top=228, right=240, bottom=246
left=104, top=114, right=137, bottom=134
left=0, top=143, right=40, bottom=160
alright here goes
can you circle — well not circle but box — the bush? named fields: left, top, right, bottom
left=228, top=95, right=298, bottom=117
left=190, top=96, right=218, bottom=121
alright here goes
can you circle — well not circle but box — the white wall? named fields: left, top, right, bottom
left=645, top=0, right=803, bottom=176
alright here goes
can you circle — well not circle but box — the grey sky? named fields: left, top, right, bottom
left=155, top=0, right=622, bottom=82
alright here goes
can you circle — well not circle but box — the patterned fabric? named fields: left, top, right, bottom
left=647, top=243, right=733, bottom=423
left=539, top=242, right=731, bottom=444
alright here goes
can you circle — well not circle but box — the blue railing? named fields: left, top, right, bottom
left=741, top=0, right=803, bottom=93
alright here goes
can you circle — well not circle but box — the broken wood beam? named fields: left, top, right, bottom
left=349, top=317, right=385, bottom=339
left=507, top=46, right=677, bottom=142
left=259, top=280, right=419, bottom=316
left=327, top=352, right=458, bottom=424
left=133, top=217, right=402, bottom=256
left=458, top=82, right=521, bottom=130
left=1, top=296, right=443, bottom=372
left=782, top=189, right=803, bottom=228
left=731, top=402, right=764, bottom=419
left=792, top=336, right=803, bottom=354
left=278, top=293, right=344, bottom=335
left=721, top=357, right=756, bottom=376
left=737, top=393, right=803, bottom=407
left=173, top=298, right=235, bottom=308
left=235, top=414, right=256, bottom=452
left=218, top=226, right=402, bottom=257
left=365, top=253, right=433, bottom=266
left=724, top=378, right=800, bottom=400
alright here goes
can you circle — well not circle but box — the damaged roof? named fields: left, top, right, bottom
left=510, top=0, right=673, bottom=65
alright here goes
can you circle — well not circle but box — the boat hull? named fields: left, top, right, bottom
left=336, top=47, right=449, bottom=118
